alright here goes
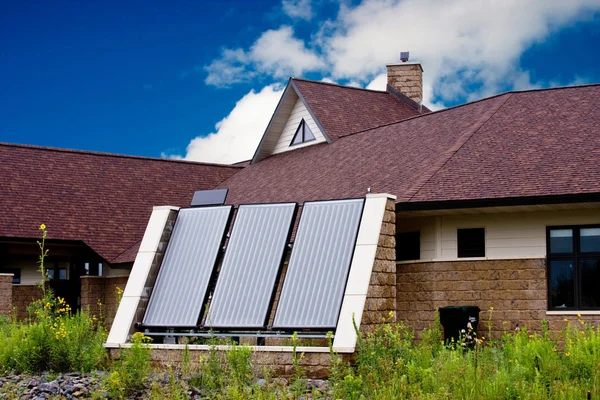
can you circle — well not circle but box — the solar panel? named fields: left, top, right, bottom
left=205, top=203, right=296, bottom=329
left=142, top=206, right=232, bottom=327
left=273, top=199, right=364, bottom=329
left=190, top=188, right=228, bottom=207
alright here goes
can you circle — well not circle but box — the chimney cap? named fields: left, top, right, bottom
left=386, top=62, right=423, bottom=72
left=400, top=51, right=409, bottom=62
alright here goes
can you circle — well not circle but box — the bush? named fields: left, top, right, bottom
left=333, top=314, right=600, bottom=399
left=0, top=293, right=107, bottom=374
left=106, top=331, right=153, bottom=398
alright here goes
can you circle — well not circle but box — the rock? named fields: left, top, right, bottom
left=191, top=386, right=202, bottom=395
left=307, top=379, right=328, bottom=391
left=256, top=378, right=267, bottom=387
left=272, top=377, right=288, bottom=386
left=39, top=381, right=60, bottom=394
left=27, top=379, right=40, bottom=389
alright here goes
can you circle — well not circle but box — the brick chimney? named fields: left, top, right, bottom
left=386, top=62, right=423, bottom=104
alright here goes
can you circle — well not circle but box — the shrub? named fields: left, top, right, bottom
left=0, top=293, right=107, bottom=374
left=106, top=331, right=153, bottom=398
left=0, top=224, right=108, bottom=374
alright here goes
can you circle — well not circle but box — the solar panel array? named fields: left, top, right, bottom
left=143, top=206, right=232, bottom=327
left=142, top=198, right=364, bottom=331
left=273, top=199, right=364, bottom=329
left=205, top=203, right=296, bottom=328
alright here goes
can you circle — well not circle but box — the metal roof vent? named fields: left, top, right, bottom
left=190, top=188, right=228, bottom=207
left=400, top=51, right=409, bottom=62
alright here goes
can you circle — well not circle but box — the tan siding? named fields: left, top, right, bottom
left=17, top=262, right=41, bottom=285
left=272, top=97, right=325, bottom=154
left=398, top=208, right=600, bottom=262
left=396, top=217, right=436, bottom=260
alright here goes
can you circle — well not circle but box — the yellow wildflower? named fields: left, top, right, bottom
left=489, top=306, right=494, bottom=310
left=39, top=223, right=46, bottom=230
left=563, top=318, right=568, bottom=322
left=565, top=352, right=571, bottom=357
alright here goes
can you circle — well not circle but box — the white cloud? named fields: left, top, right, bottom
left=205, top=26, right=323, bottom=87
left=179, top=84, right=284, bottom=164
left=322, top=0, right=600, bottom=105
left=183, top=0, right=600, bottom=163
left=282, top=0, right=313, bottom=20
left=204, top=49, right=251, bottom=87
left=205, top=0, right=599, bottom=104
left=366, top=73, right=386, bottom=91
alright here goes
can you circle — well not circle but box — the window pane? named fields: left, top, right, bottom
left=580, top=259, right=600, bottom=308
left=549, top=229, right=573, bottom=253
left=303, top=122, right=315, bottom=141
left=396, top=231, right=420, bottom=261
left=549, top=259, right=575, bottom=308
left=457, top=228, right=485, bottom=258
left=291, top=120, right=304, bottom=145
left=47, top=269, right=55, bottom=280
left=59, top=269, right=67, bottom=280
left=580, top=228, right=600, bottom=253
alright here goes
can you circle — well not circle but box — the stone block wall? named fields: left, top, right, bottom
left=109, top=348, right=352, bottom=379
left=395, top=258, right=591, bottom=338
left=361, top=198, right=397, bottom=334
left=0, top=273, right=13, bottom=316
left=81, top=275, right=129, bottom=328
left=13, top=285, right=43, bottom=320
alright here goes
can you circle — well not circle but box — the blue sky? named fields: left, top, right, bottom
left=1, top=0, right=599, bottom=163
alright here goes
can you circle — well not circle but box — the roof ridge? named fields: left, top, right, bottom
left=335, top=82, right=600, bottom=140
left=403, top=93, right=514, bottom=202
left=0, top=142, right=243, bottom=169
left=290, top=77, right=389, bottom=94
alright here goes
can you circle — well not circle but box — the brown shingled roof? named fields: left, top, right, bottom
left=0, top=143, right=240, bottom=263
left=291, top=78, right=426, bottom=140
left=220, top=84, right=600, bottom=207
left=407, top=84, right=600, bottom=204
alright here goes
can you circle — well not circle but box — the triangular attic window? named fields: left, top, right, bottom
left=290, top=119, right=316, bottom=146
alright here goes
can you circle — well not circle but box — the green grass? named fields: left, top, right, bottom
left=2, top=304, right=600, bottom=399
left=0, top=293, right=107, bottom=374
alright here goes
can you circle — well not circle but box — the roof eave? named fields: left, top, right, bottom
left=396, top=193, right=600, bottom=212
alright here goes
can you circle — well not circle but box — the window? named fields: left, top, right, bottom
left=290, top=119, right=315, bottom=146
left=47, top=262, right=68, bottom=281
left=457, top=228, right=485, bottom=258
left=396, top=231, right=420, bottom=261
left=547, top=226, right=600, bottom=310
left=0, top=268, right=21, bottom=284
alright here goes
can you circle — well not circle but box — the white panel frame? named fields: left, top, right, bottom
left=106, top=205, right=179, bottom=346
left=333, top=193, right=396, bottom=352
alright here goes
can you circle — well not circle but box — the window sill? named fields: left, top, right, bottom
left=546, top=311, right=600, bottom=316
left=397, top=257, right=488, bottom=264
left=396, top=256, right=545, bottom=265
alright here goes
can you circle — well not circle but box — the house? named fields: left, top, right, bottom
left=2, top=61, right=600, bottom=366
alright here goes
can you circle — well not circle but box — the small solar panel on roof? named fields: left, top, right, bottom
left=190, top=188, right=228, bottom=207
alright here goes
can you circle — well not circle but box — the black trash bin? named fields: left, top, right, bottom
left=438, top=306, right=480, bottom=344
